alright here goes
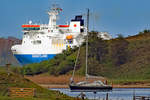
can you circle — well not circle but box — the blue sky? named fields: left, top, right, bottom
left=0, top=0, right=150, bottom=38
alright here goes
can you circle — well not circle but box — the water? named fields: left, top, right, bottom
left=50, top=88, right=150, bottom=100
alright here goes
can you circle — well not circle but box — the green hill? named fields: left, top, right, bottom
left=0, top=67, right=75, bottom=100
left=23, top=30, right=150, bottom=82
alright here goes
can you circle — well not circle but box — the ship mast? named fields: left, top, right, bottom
left=48, top=4, right=62, bottom=28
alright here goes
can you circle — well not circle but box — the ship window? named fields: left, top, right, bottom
left=32, top=40, right=41, bottom=44
left=40, top=32, right=44, bottom=34
left=23, top=27, right=40, bottom=30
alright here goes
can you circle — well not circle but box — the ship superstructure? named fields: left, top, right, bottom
left=11, top=6, right=86, bottom=65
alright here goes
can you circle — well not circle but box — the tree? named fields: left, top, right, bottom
left=88, top=31, right=108, bottom=63
left=24, top=67, right=33, bottom=75
left=110, top=35, right=129, bottom=66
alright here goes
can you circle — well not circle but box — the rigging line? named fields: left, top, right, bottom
left=71, top=44, right=81, bottom=81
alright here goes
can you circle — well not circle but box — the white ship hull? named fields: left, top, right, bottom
left=12, top=44, right=62, bottom=65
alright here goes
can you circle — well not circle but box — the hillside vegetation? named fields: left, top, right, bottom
left=23, top=30, right=150, bottom=81
left=0, top=67, right=75, bottom=100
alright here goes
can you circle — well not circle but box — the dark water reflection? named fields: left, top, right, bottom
left=50, top=88, right=150, bottom=100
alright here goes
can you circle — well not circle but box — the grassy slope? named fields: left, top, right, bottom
left=114, top=33, right=150, bottom=82
left=0, top=68, right=75, bottom=100
left=74, top=32, right=150, bottom=81
left=23, top=32, right=150, bottom=84
left=92, top=33, right=150, bottom=83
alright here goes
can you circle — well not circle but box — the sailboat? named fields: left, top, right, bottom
left=69, top=9, right=112, bottom=92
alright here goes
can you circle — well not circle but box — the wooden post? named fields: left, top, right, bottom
left=93, top=91, right=96, bottom=100
left=133, top=90, right=135, bottom=100
left=141, top=96, right=145, bottom=100
left=106, top=93, right=108, bottom=100
left=6, top=63, right=11, bottom=76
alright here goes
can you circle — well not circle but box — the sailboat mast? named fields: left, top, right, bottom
left=87, top=9, right=89, bottom=32
left=86, top=8, right=89, bottom=79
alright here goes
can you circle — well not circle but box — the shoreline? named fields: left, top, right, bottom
left=25, top=75, right=150, bottom=89
left=39, top=84, right=150, bottom=89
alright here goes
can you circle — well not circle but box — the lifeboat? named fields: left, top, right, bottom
left=66, top=35, right=73, bottom=40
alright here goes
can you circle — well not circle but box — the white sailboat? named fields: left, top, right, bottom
left=69, top=9, right=112, bottom=92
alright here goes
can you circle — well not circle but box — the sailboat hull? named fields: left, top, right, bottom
left=69, top=85, right=112, bottom=92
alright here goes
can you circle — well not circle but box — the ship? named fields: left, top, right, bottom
left=11, top=5, right=112, bottom=65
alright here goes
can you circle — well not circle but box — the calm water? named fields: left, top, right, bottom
left=50, top=88, right=150, bottom=100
